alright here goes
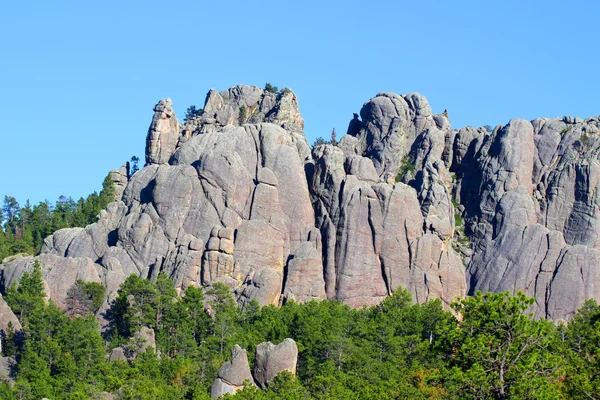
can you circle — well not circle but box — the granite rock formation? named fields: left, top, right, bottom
left=2, top=84, right=600, bottom=321
left=210, top=345, right=255, bottom=398
left=253, top=338, right=298, bottom=389
left=211, top=339, right=297, bottom=398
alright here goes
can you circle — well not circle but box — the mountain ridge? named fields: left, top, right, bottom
left=2, top=84, right=600, bottom=322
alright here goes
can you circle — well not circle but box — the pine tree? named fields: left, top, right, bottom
left=5, top=260, right=46, bottom=321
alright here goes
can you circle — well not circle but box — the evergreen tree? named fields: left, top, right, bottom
left=5, top=260, right=46, bottom=321
left=207, top=282, right=237, bottom=354
left=444, top=291, right=562, bottom=399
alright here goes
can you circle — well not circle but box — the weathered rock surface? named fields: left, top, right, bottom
left=1, top=253, right=101, bottom=310
left=134, top=326, right=156, bottom=353
left=3, top=85, right=600, bottom=321
left=0, top=296, right=21, bottom=333
left=253, top=338, right=298, bottom=389
left=109, top=163, right=129, bottom=201
left=210, top=345, right=255, bottom=399
left=0, top=356, right=16, bottom=383
left=454, top=115, right=600, bottom=319
left=108, top=346, right=128, bottom=362
left=146, top=98, right=179, bottom=165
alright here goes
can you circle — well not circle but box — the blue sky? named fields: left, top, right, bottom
left=1, top=0, right=598, bottom=205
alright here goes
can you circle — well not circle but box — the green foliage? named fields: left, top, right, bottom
left=444, top=291, right=563, bottom=399
left=238, top=104, right=249, bottom=125
left=396, top=154, right=415, bottom=182
left=5, top=260, right=45, bottom=320
left=312, top=137, right=329, bottom=147
left=3, top=269, right=600, bottom=399
left=207, top=282, right=237, bottom=354
left=66, top=280, right=106, bottom=317
left=562, top=299, right=600, bottom=399
left=130, top=155, right=140, bottom=175
left=184, top=105, right=203, bottom=122
left=264, top=83, right=278, bottom=94
left=0, top=174, right=115, bottom=259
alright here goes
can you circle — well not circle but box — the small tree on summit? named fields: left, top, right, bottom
left=264, top=82, right=278, bottom=94
left=130, top=156, right=140, bottom=175
left=184, top=105, right=203, bottom=122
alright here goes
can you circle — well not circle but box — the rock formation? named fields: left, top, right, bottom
left=253, top=338, right=298, bottom=389
left=2, top=84, right=600, bottom=321
left=0, top=295, right=21, bottom=333
left=210, top=345, right=255, bottom=398
left=211, top=339, right=297, bottom=398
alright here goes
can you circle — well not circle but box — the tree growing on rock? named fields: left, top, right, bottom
left=5, top=260, right=45, bottom=321
left=184, top=105, right=203, bottom=122
left=264, top=83, right=278, bottom=94
left=65, top=280, right=106, bottom=318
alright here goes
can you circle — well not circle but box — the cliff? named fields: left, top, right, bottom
left=2, top=85, right=599, bottom=322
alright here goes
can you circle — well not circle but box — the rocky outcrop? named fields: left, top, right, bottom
left=310, top=138, right=465, bottom=307
left=146, top=99, right=179, bottom=165
left=0, top=356, right=16, bottom=383
left=134, top=326, right=156, bottom=353
left=0, top=296, right=21, bottom=333
left=3, top=84, right=600, bottom=321
left=108, top=326, right=156, bottom=362
left=253, top=338, right=298, bottom=389
left=210, top=345, right=255, bottom=399
left=460, top=116, right=600, bottom=320
left=1, top=254, right=101, bottom=310
left=109, top=163, right=129, bottom=201
left=1, top=86, right=324, bottom=311
left=211, top=339, right=297, bottom=398
left=343, top=92, right=450, bottom=179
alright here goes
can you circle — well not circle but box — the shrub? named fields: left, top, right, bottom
left=264, top=83, right=278, bottom=94
left=184, top=105, right=203, bottom=122
left=395, top=155, right=415, bottom=182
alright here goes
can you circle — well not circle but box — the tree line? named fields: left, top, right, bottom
left=0, top=175, right=115, bottom=259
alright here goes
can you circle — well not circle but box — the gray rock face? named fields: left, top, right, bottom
left=253, top=338, right=298, bottom=389
left=347, top=92, right=449, bottom=178
left=0, top=296, right=21, bottom=333
left=109, top=163, right=129, bottom=201
left=108, top=346, right=127, bottom=362
left=455, top=115, right=600, bottom=320
left=210, top=345, right=255, bottom=399
left=2, top=86, right=323, bottom=311
left=134, top=326, right=156, bottom=353
left=0, top=356, right=16, bottom=383
left=146, top=98, right=179, bottom=165
left=1, top=253, right=102, bottom=310
left=4, top=84, right=600, bottom=321
left=310, top=144, right=466, bottom=307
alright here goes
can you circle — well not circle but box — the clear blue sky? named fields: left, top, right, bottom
left=1, top=0, right=598, bottom=205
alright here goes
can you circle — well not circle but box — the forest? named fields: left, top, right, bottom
left=0, top=175, right=115, bottom=259
left=0, top=261, right=600, bottom=399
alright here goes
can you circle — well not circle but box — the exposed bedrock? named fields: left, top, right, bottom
left=3, top=85, right=600, bottom=321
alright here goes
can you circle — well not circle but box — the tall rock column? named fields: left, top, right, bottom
left=146, top=98, right=180, bottom=165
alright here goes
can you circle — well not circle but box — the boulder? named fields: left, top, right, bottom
left=210, top=345, right=255, bottom=398
left=0, top=296, right=21, bottom=333
left=253, top=338, right=298, bottom=389
left=133, top=326, right=156, bottom=353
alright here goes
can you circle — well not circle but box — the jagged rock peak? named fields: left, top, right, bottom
left=145, top=85, right=306, bottom=168
left=146, top=98, right=179, bottom=165
left=340, top=91, right=451, bottom=179
left=199, top=85, right=304, bottom=132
